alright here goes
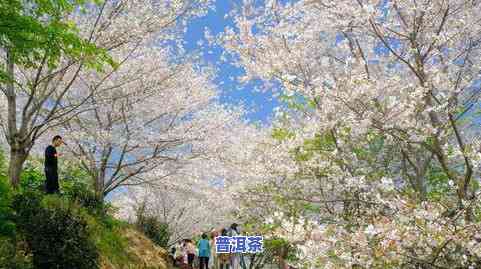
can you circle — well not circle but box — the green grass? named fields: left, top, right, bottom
left=87, top=214, right=138, bottom=267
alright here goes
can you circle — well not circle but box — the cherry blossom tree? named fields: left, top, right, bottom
left=0, top=0, right=212, bottom=186
left=110, top=102, right=268, bottom=242
left=114, top=182, right=234, bottom=246
left=54, top=48, right=213, bottom=198
left=220, top=0, right=481, bottom=267
left=45, top=42, right=271, bottom=199
left=0, top=0, right=114, bottom=186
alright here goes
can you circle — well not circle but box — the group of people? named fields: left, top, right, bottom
left=170, top=223, right=241, bottom=269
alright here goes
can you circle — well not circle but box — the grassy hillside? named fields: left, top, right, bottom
left=100, top=229, right=169, bottom=269
left=0, top=153, right=170, bottom=269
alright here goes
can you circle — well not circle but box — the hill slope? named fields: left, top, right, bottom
left=100, top=228, right=170, bottom=269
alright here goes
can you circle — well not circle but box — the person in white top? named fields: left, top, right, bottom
left=209, top=229, right=219, bottom=269
left=174, top=242, right=184, bottom=267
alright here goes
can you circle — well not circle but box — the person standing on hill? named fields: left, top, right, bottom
left=44, top=135, right=64, bottom=194
left=198, top=233, right=211, bottom=269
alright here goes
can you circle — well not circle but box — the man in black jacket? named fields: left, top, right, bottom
left=44, top=135, right=64, bottom=194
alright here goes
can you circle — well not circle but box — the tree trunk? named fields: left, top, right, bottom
left=278, top=246, right=289, bottom=269
left=9, top=147, right=28, bottom=187
left=4, top=48, right=24, bottom=187
left=94, top=175, right=105, bottom=202
left=414, top=172, right=427, bottom=201
left=278, top=258, right=288, bottom=269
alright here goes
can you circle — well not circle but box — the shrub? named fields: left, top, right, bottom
left=12, top=193, right=99, bottom=269
left=247, top=237, right=299, bottom=269
left=0, top=149, right=13, bottom=236
left=0, top=236, right=33, bottom=269
left=63, top=180, right=105, bottom=216
left=0, top=149, right=6, bottom=177
left=19, top=163, right=45, bottom=192
left=0, top=236, right=14, bottom=268
left=136, top=215, right=170, bottom=248
left=0, top=176, right=14, bottom=237
left=60, top=163, right=109, bottom=217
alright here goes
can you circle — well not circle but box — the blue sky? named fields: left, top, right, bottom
left=181, top=1, right=281, bottom=124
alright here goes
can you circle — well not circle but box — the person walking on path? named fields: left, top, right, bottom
left=218, top=228, right=230, bottom=269
left=186, top=239, right=196, bottom=269
left=229, top=223, right=240, bottom=269
left=179, top=240, right=188, bottom=269
left=44, top=135, right=64, bottom=194
left=198, top=233, right=211, bottom=269
left=169, top=246, right=176, bottom=267
left=210, top=229, right=219, bottom=269
left=173, top=242, right=182, bottom=267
